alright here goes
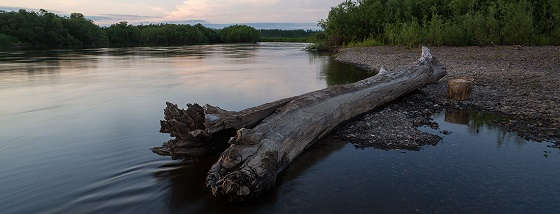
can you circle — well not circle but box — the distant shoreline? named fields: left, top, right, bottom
left=1, top=9, right=322, bottom=50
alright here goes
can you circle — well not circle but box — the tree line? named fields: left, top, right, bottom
left=320, top=0, right=560, bottom=47
left=0, top=9, right=260, bottom=49
left=258, top=29, right=320, bottom=42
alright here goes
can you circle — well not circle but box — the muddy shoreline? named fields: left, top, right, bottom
left=332, top=46, right=560, bottom=148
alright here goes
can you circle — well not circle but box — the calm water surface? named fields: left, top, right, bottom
left=0, top=43, right=558, bottom=213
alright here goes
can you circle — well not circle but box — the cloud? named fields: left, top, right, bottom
left=1, top=0, right=345, bottom=23
left=165, top=0, right=344, bottom=23
left=1, top=0, right=173, bottom=17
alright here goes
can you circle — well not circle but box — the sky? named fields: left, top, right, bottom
left=1, top=0, right=345, bottom=24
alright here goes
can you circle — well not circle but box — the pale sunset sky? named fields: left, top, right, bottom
left=1, top=0, right=346, bottom=23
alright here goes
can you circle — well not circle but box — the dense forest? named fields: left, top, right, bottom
left=5, top=1, right=559, bottom=50
left=0, top=9, right=260, bottom=49
left=320, top=0, right=560, bottom=47
left=258, top=29, right=320, bottom=42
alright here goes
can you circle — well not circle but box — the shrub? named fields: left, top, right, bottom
left=502, top=0, right=534, bottom=45
left=219, top=25, right=260, bottom=43
left=319, top=0, right=560, bottom=47
left=0, top=33, right=18, bottom=49
left=424, top=9, right=445, bottom=46
left=345, top=36, right=384, bottom=47
left=384, top=19, right=422, bottom=48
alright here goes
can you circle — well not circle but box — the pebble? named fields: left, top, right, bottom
left=334, top=46, right=560, bottom=146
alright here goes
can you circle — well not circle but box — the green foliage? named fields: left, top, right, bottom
left=471, top=7, right=500, bottom=45
left=0, top=33, right=18, bottom=48
left=65, top=13, right=108, bottom=47
left=306, top=41, right=330, bottom=52
left=319, top=1, right=366, bottom=46
left=384, top=19, right=422, bottom=48
left=305, top=32, right=331, bottom=51
left=195, top=23, right=221, bottom=43
left=219, top=25, right=260, bottom=43
left=258, top=29, right=318, bottom=42
left=344, top=36, right=383, bottom=48
left=0, top=9, right=261, bottom=49
left=0, top=10, right=105, bottom=48
left=502, top=0, right=534, bottom=45
left=320, top=0, right=560, bottom=47
left=424, top=9, right=445, bottom=46
left=260, top=37, right=312, bottom=42
left=259, top=29, right=317, bottom=38
left=103, top=22, right=223, bottom=47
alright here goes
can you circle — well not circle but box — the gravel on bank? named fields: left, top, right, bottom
left=333, top=46, right=560, bottom=148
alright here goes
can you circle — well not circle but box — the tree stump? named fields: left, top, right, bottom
left=448, top=79, right=472, bottom=100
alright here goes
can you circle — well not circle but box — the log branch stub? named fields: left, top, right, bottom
left=448, top=78, right=473, bottom=100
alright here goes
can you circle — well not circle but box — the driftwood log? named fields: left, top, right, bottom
left=152, top=47, right=446, bottom=201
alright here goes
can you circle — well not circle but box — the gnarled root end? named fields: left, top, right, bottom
left=152, top=102, right=233, bottom=159
left=153, top=98, right=293, bottom=159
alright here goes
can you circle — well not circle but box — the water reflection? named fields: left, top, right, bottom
left=444, top=110, right=470, bottom=124
left=148, top=138, right=348, bottom=214
left=309, top=52, right=373, bottom=86
left=440, top=110, right=526, bottom=146
left=152, top=158, right=218, bottom=214
left=0, top=43, right=371, bottom=214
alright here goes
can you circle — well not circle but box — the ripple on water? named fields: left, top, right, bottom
left=49, top=159, right=184, bottom=214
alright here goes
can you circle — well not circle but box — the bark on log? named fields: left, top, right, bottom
left=154, top=47, right=446, bottom=201
left=448, top=78, right=472, bottom=100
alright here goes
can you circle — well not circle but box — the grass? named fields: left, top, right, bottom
left=344, top=37, right=384, bottom=48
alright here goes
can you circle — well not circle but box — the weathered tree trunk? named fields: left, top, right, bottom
left=154, top=47, right=446, bottom=201
left=448, top=78, right=472, bottom=100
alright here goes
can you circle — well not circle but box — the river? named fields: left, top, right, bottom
left=0, top=43, right=558, bottom=213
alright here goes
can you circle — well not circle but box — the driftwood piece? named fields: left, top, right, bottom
left=448, top=78, right=472, bottom=100
left=205, top=47, right=445, bottom=201
left=153, top=47, right=446, bottom=201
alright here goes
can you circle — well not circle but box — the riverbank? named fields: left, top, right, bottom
left=333, top=46, right=560, bottom=148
